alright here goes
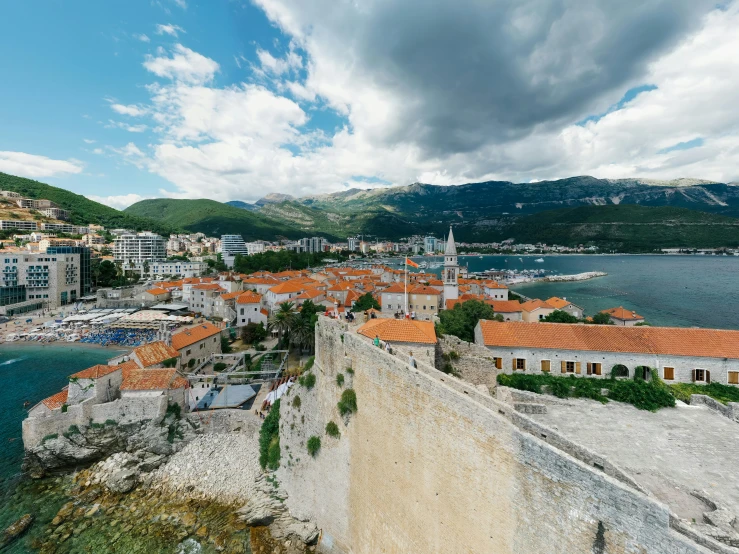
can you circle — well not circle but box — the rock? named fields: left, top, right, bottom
left=56, top=501, right=75, bottom=519
left=85, top=504, right=100, bottom=517
left=2, top=513, right=33, bottom=548
left=196, top=525, right=208, bottom=538
left=181, top=512, right=197, bottom=527
left=284, top=521, right=319, bottom=545
left=107, top=469, right=139, bottom=494
left=238, top=500, right=275, bottom=526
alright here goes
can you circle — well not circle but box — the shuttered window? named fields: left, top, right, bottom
left=587, top=362, right=602, bottom=376
left=565, top=361, right=575, bottom=373
left=575, top=362, right=582, bottom=374
left=729, top=371, right=739, bottom=385
left=494, top=357, right=502, bottom=370
left=516, top=358, right=526, bottom=371
left=663, top=367, right=675, bottom=381
left=693, top=369, right=707, bottom=382
left=541, top=360, right=551, bottom=372
left=512, top=358, right=518, bottom=370
left=561, top=360, right=567, bottom=373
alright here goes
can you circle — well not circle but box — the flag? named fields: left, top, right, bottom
left=405, top=258, right=419, bottom=269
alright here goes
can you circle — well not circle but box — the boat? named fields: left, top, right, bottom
left=534, top=258, right=544, bottom=263
left=478, top=255, right=483, bottom=258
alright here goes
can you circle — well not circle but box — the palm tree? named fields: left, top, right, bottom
left=290, top=316, right=316, bottom=353
left=268, top=301, right=298, bottom=346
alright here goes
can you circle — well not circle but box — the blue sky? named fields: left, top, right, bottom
left=0, top=1, right=736, bottom=208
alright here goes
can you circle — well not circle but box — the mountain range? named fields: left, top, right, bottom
left=2, top=171, right=739, bottom=251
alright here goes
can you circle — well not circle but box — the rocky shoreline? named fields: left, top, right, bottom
left=10, top=410, right=318, bottom=553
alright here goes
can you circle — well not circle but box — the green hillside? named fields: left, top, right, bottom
left=0, top=172, right=176, bottom=235
left=124, top=198, right=311, bottom=241
left=504, top=205, right=739, bottom=251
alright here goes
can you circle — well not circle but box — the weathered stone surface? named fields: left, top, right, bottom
left=2, top=513, right=33, bottom=548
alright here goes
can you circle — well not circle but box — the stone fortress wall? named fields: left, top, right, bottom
left=277, top=316, right=713, bottom=554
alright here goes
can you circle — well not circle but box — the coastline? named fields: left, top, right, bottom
left=0, top=341, right=127, bottom=352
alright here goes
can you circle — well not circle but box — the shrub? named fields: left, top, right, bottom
left=338, top=389, right=358, bottom=416
left=61, top=404, right=68, bottom=413
left=90, top=422, right=105, bottom=429
left=346, top=368, right=354, bottom=375
left=448, top=351, right=460, bottom=361
left=41, top=433, right=58, bottom=443
left=162, top=357, right=178, bottom=368
left=325, top=421, right=340, bottom=438
left=213, top=362, right=227, bottom=372
left=188, top=358, right=196, bottom=369
left=299, top=373, right=316, bottom=389
left=292, top=395, right=301, bottom=409
left=104, top=419, right=118, bottom=426
left=304, top=356, right=315, bottom=371
left=670, top=382, right=739, bottom=405
left=259, top=399, right=281, bottom=470
left=336, top=373, right=345, bottom=387
left=67, top=424, right=80, bottom=435
left=221, top=337, right=232, bottom=354
left=166, top=403, right=182, bottom=419
left=307, top=436, right=321, bottom=457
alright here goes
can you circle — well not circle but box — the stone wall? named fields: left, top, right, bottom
left=689, top=394, right=739, bottom=423
left=91, top=397, right=167, bottom=425
left=278, top=316, right=711, bottom=554
left=438, top=334, right=499, bottom=388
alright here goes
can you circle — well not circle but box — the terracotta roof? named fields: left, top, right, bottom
left=260, top=308, right=269, bottom=317
left=488, top=300, right=523, bottom=313
left=145, top=288, right=170, bottom=296
left=192, top=283, right=223, bottom=291
left=357, top=318, right=437, bottom=344
left=236, top=291, right=262, bottom=304
left=242, top=277, right=279, bottom=285
left=219, top=291, right=242, bottom=301
left=42, top=389, right=68, bottom=410
left=117, top=360, right=140, bottom=379
left=172, top=323, right=222, bottom=350
left=546, top=297, right=577, bottom=310
left=345, top=289, right=361, bottom=306
left=602, top=306, right=644, bottom=321
left=477, top=320, right=739, bottom=359
left=521, top=299, right=555, bottom=312
left=380, top=283, right=408, bottom=294
left=295, top=289, right=323, bottom=300
left=483, top=281, right=508, bottom=289
left=133, top=341, right=180, bottom=368
left=70, top=364, right=121, bottom=379
left=410, top=285, right=441, bottom=296
left=268, top=280, right=307, bottom=294
left=121, top=369, right=188, bottom=391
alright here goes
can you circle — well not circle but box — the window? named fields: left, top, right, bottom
left=541, top=360, right=551, bottom=372
left=562, top=360, right=575, bottom=373
left=186, top=349, right=191, bottom=356
left=493, top=357, right=502, bottom=370
left=587, top=362, right=602, bottom=376
left=693, top=369, right=708, bottom=382
left=513, top=358, right=526, bottom=371
left=663, top=367, right=675, bottom=381
left=729, top=371, right=739, bottom=385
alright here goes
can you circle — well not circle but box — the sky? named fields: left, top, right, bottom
left=1, top=0, right=738, bottom=209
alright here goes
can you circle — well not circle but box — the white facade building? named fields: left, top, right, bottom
left=0, top=251, right=81, bottom=310
left=114, top=232, right=166, bottom=265
left=443, top=227, right=459, bottom=303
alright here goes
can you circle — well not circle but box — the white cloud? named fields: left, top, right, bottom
left=111, top=103, right=147, bottom=117
left=134, top=33, right=151, bottom=43
left=172, top=0, right=187, bottom=9
left=87, top=193, right=150, bottom=210
left=106, top=120, right=148, bottom=133
left=0, top=151, right=83, bottom=178
left=83, top=139, right=96, bottom=144
left=143, top=44, right=219, bottom=84
left=103, top=2, right=739, bottom=204
left=155, top=23, right=184, bottom=37
left=92, top=148, right=104, bottom=155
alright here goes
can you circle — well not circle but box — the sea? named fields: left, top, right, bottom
left=1, top=254, right=738, bottom=550
left=422, top=254, right=739, bottom=329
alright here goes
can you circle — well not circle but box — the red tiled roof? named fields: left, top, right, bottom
left=477, top=320, right=739, bottom=359
left=357, top=318, right=437, bottom=344
left=145, top=288, right=170, bottom=296
left=42, top=389, right=68, bottom=410
left=602, top=306, right=644, bottom=321
left=117, top=360, right=140, bottom=379
left=121, top=369, right=188, bottom=391
left=521, top=299, right=555, bottom=312
left=268, top=280, right=306, bottom=294
left=488, top=300, right=523, bottom=313
left=483, top=281, right=508, bottom=289
left=236, top=291, right=262, bottom=304
left=410, top=285, right=441, bottom=296
left=192, top=283, right=223, bottom=291
left=380, top=283, right=408, bottom=294
left=133, top=341, right=180, bottom=368
left=172, top=323, right=222, bottom=350
left=70, top=364, right=121, bottom=379
left=546, top=297, right=574, bottom=310
left=219, top=291, right=242, bottom=300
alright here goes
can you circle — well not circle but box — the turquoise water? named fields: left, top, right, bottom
left=426, top=254, right=739, bottom=329
left=0, top=344, right=124, bottom=496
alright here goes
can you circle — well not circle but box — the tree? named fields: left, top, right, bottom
left=590, top=312, right=614, bottom=325
left=542, top=310, right=580, bottom=323
left=221, top=336, right=232, bottom=354
left=268, top=301, right=298, bottom=345
left=290, top=316, right=316, bottom=353
left=351, top=292, right=381, bottom=312
left=96, top=260, right=118, bottom=287
left=241, top=322, right=268, bottom=345
left=436, top=300, right=496, bottom=342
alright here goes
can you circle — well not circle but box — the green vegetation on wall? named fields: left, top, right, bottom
left=259, top=399, right=281, bottom=470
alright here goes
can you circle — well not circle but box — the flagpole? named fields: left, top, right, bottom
left=404, top=258, right=408, bottom=317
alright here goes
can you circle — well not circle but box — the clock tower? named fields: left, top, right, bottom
left=443, top=226, right=459, bottom=303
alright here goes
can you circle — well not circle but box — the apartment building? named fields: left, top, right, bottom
left=114, top=232, right=166, bottom=265
left=0, top=251, right=81, bottom=310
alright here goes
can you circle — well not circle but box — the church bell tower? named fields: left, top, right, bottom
left=443, top=226, right=459, bottom=303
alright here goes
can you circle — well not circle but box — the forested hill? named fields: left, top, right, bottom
left=0, top=172, right=177, bottom=235
left=505, top=205, right=739, bottom=251
left=124, top=198, right=309, bottom=241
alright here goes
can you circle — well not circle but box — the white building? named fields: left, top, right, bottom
left=424, top=236, right=437, bottom=253
left=245, top=241, right=266, bottom=255
left=114, top=232, right=166, bottom=265
left=220, top=234, right=248, bottom=267
left=149, top=261, right=207, bottom=278
left=0, top=251, right=82, bottom=310
left=475, top=320, right=739, bottom=385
